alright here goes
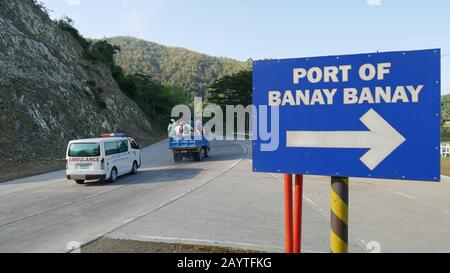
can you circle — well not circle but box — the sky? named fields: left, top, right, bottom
left=41, top=0, right=450, bottom=93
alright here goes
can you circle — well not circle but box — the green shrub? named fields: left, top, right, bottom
left=92, top=90, right=107, bottom=110
left=442, top=126, right=450, bottom=143
left=87, top=40, right=120, bottom=65
left=55, top=16, right=91, bottom=50
left=33, top=0, right=51, bottom=15
left=131, top=74, right=187, bottom=129
left=87, top=80, right=97, bottom=87
left=110, top=65, right=137, bottom=99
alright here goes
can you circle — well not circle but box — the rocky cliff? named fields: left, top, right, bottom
left=0, top=0, right=159, bottom=171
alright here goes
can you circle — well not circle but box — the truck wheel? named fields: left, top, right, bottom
left=193, top=151, right=202, bottom=162
left=174, top=153, right=182, bottom=162
left=75, top=180, right=85, bottom=185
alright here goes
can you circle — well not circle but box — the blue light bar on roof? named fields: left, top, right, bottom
left=100, top=133, right=127, bottom=137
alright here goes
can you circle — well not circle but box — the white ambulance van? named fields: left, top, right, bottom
left=66, top=134, right=142, bottom=184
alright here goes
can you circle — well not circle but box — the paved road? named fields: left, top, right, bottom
left=0, top=139, right=449, bottom=253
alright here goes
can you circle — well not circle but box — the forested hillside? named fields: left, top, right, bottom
left=107, top=36, right=252, bottom=98
left=442, top=94, right=450, bottom=122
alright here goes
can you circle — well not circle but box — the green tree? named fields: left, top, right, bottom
left=208, top=70, right=253, bottom=107
left=55, top=16, right=91, bottom=50
left=110, top=65, right=137, bottom=99
left=130, top=73, right=187, bottom=128
left=106, top=37, right=252, bottom=98
left=440, top=94, right=450, bottom=142
left=88, top=40, right=121, bottom=65
left=442, top=94, right=450, bottom=122
left=84, top=38, right=137, bottom=99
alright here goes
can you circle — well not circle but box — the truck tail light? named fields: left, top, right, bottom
left=101, top=158, right=105, bottom=170
left=64, top=159, right=68, bottom=169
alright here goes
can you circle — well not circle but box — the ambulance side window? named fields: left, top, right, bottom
left=130, top=140, right=139, bottom=150
left=105, top=142, right=119, bottom=156
left=119, top=141, right=129, bottom=153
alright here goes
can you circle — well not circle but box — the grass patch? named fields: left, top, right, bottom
left=81, top=238, right=259, bottom=253
left=441, top=126, right=450, bottom=143
left=441, top=157, right=450, bottom=177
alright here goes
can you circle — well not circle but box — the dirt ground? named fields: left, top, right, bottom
left=81, top=237, right=256, bottom=253
left=0, top=135, right=165, bottom=183
left=0, top=159, right=65, bottom=183
left=441, top=157, right=450, bottom=177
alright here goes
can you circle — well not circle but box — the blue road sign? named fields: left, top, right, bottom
left=252, top=49, right=441, bottom=182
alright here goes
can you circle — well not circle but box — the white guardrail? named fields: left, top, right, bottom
left=441, top=144, right=450, bottom=157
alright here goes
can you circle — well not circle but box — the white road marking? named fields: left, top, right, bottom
left=0, top=185, right=126, bottom=228
left=69, top=142, right=248, bottom=253
left=393, top=190, right=415, bottom=200
left=303, top=196, right=320, bottom=209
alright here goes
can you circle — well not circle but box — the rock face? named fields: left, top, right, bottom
left=0, top=0, right=158, bottom=167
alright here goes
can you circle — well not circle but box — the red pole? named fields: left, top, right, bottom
left=284, top=174, right=293, bottom=253
left=294, top=174, right=304, bottom=253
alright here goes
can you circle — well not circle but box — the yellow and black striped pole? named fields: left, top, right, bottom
left=330, top=176, right=349, bottom=253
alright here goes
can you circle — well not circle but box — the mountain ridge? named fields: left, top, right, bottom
left=110, top=36, right=249, bottom=61
left=106, top=36, right=252, bottom=97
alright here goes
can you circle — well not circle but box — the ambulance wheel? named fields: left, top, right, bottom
left=130, top=161, right=138, bottom=175
left=75, top=180, right=85, bottom=185
left=108, top=168, right=118, bottom=183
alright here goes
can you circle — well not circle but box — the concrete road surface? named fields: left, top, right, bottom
left=0, top=139, right=449, bottom=253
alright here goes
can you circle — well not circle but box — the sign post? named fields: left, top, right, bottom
left=294, top=174, right=303, bottom=253
left=330, top=177, right=349, bottom=253
left=284, top=174, right=303, bottom=253
left=284, top=174, right=293, bottom=253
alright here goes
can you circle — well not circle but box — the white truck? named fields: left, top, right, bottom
left=66, top=134, right=141, bottom=184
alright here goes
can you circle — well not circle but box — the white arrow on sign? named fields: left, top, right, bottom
left=286, top=109, right=406, bottom=171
